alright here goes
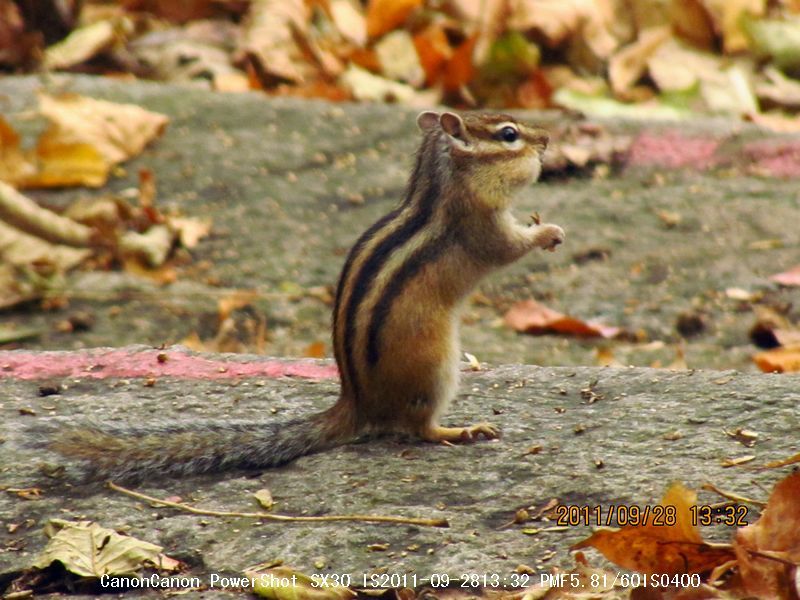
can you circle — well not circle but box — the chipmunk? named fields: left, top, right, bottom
left=45, top=111, right=564, bottom=482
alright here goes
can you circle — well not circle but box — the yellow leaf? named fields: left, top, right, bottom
left=26, top=139, right=109, bottom=188
left=249, top=566, right=356, bottom=600
left=33, top=519, right=178, bottom=577
left=37, top=93, right=168, bottom=167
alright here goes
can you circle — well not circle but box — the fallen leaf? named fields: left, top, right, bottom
left=742, top=13, right=800, bottom=71
left=572, top=482, right=736, bottom=574
left=339, top=63, right=432, bottom=104
left=725, top=287, right=761, bottom=302
left=733, top=471, right=800, bottom=599
left=249, top=566, right=356, bottom=600
left=703, top=0, right=766, bottom=54
left=770, top=265, right=800, bottom=287
left=721, top=455, right=756, bottom=467
left=167, top=216, right=212, bottom=248
left=239, top=0, right=312, bottom=85
left=609, top=26, right=670, bottom=97
left=441, top=34, right=476, bottom=92
left=747, top=111, right=800, bottom=133
left=412, top=25, right=451, bottom=86
left=218, top=290, right=259, bottom=322
left=724, top=428, right=759, bottom=447
left=29, top=138, right=109, bottom=188
left=504, top=299, right=621, bottom=338
left=304, top=341, right=326, bottom=358
left=366, top=0, right=423, bottom=39
left=43, top=19, right=118, bottom=70
left=0, top=115, right=36, bottom=183
left=33, top=519, right=178, bottom=577
left=329, top=0, right=367, bottom=47
left=464, top=351, right=481, bottom=371
left=375, top=30, right=425, bottom=86
left=760, top=452, right=800, bottom=469
left=37, top=93, right=169, bottom=167
left=253, top=488, right=274, bottom=510
left=0, top=325, right=41, bottom=344
left=753, top=347, right=800, bottom=373
left=0, top=181, right=94, bottom=247
left=670, top=0, right=716, bottom=49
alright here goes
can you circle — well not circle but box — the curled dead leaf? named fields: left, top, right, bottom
left=504, top=299, right=621, bottom=338
left=571, top=482, right=736, bottom=575
left=733, top=471, right=800, bottom=599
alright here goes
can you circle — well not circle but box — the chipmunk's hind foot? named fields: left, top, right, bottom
left=421, top=422, right=500, bottom=444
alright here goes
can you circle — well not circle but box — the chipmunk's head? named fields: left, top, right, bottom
left=417, top=111, right=548, bottom=206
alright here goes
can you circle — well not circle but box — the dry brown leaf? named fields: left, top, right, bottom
left=609, top=26, right=670, bottom=97
left=375, top=30, right=425, bottom=86
left=760, top=452, right=800, bottom=469
left=167, top=216, right=212, bottom=249
left=0, top=0, right=39, bottom=68
left=329, top=0, right=367, bottom=47
left=504, top=299, right=621, bottom=338
left=670, top=0, right=716, bottom=48
left=733, top=471, right=800, bottom=599
left=702, top=0, right=766, bottom=54
left=37, top=93, right=169, bottom=168
left=121, top=257, right=177, bottom=285
left=746, top=111, right=800, bottom=133
left=253, top=488, right=274, bottom=510
left=770, top=265, right=800, bottom=286
left=218, top=290, right=259, bottom=322
left=508, top=0, right=607, bottom=49
left=339, top=63, right=436, bottom=104
left=366, top=0, right=423, bottom=39
left=239, top=0, right=311, bottom=85
left=43, top=19, right=119, bottom=70
left=753, top=347, right=800, bottom=373
left=0, top=181, right=93, bottom=247
left=572, top=482, right=736, bottom=575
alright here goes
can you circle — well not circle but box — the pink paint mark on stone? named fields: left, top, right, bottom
left=742, top=140, right=800, bottom=178
left=0, top=347, right=339, bottom=381
left=627, top=131, right=720, bottom=170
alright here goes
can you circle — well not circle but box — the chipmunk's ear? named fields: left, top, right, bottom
left=439, top=112, right=466, bottom=141
left=416, top=111, right=439, bottom=132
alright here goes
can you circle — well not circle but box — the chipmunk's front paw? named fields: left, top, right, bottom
left=534, top=223, right=565, bottom=252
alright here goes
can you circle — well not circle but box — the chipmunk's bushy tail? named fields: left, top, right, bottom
left=43, top=404, right=354, bottom=483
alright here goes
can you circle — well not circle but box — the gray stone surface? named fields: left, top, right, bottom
left=2, top=351, right=799, bottom=589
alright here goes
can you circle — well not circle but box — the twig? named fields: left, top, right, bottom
left=701, top=482, right=767, bottom=508
left=108, top=482, right=449, bottom=528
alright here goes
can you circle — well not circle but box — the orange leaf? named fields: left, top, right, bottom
left=753, top=347, right=800, bottom=373
left=572, top=482, right=735, bottom=575
left=442, top=35, right=477, bottom=92
left=366, top=0, right=423, bottom=39
left=304, top=341, right=326, bottom=358
left=770, top=265, right=800, bottom=287
left=733, top=472, right=800, bottom=599
left=504, top=299, right=620, bottom=338
left=413, top=25, right=451, bottom=86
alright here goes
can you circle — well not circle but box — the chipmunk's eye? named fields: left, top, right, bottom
left=499, top=126, right=519, bottom=143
